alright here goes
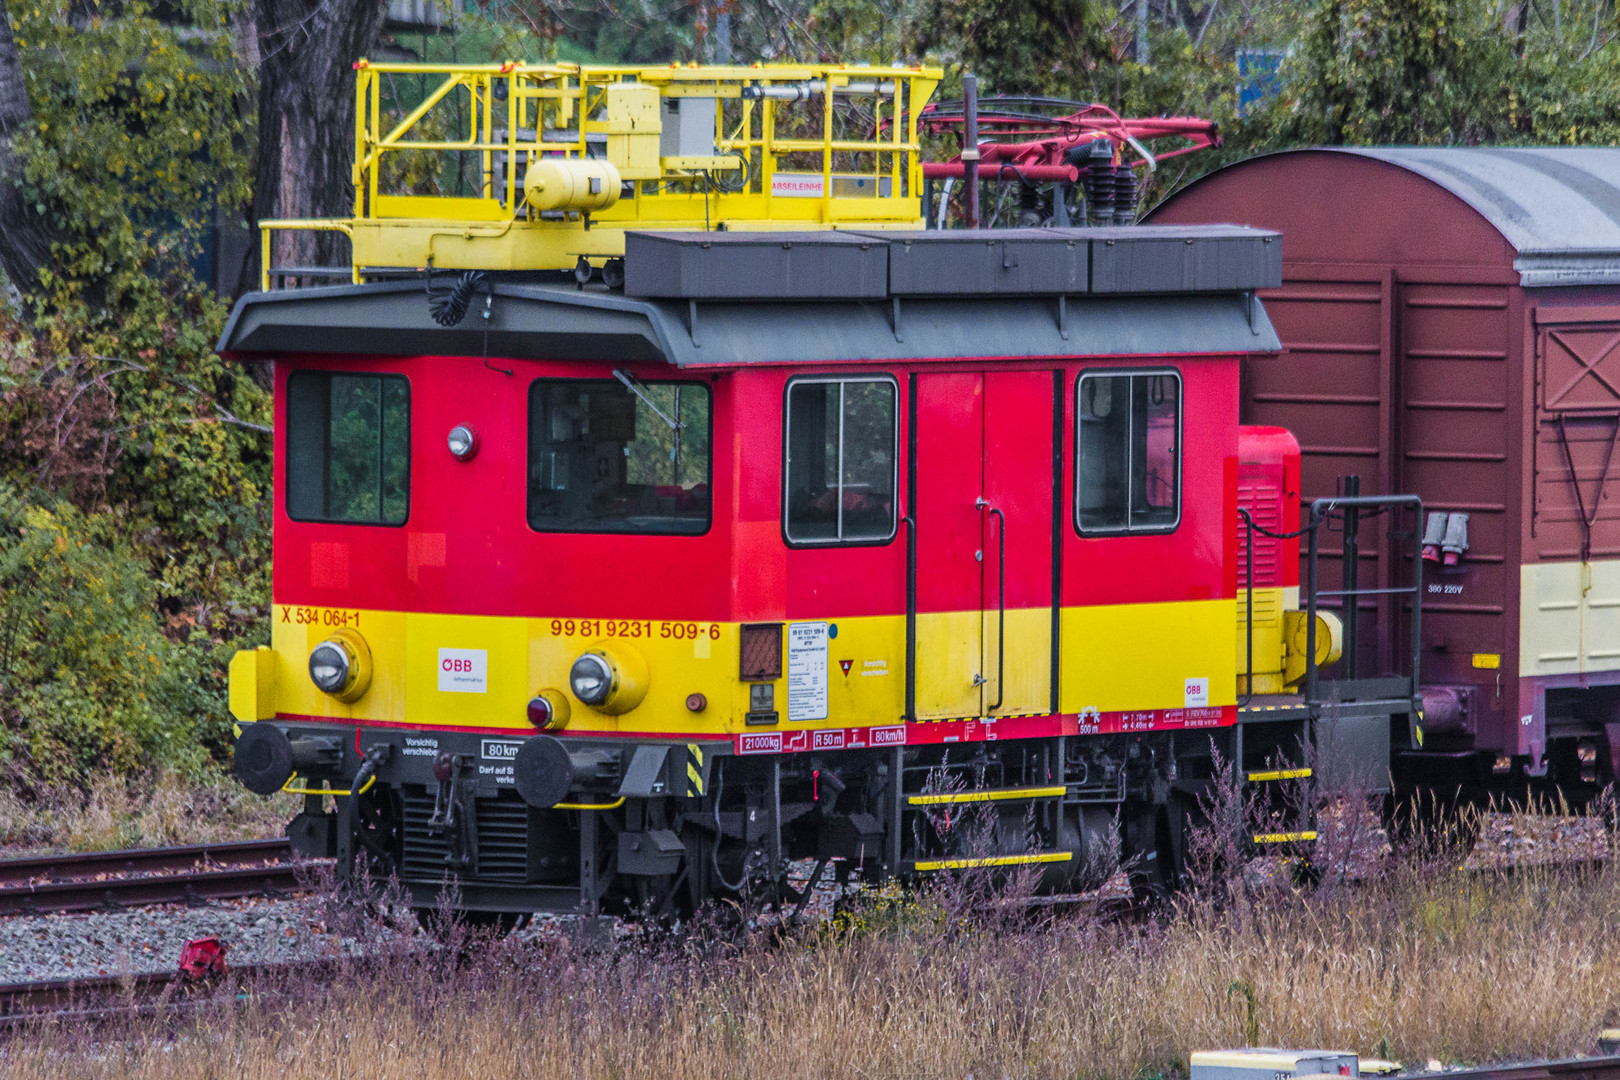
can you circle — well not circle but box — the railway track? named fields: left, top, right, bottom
left=1419, top=1058, right=1620, bottom=1080
left=0, top=839, right=320, bottom=916
left=0, top=960, right=314, bottom=1028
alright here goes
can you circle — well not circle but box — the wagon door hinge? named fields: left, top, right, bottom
left=1553, top=410, right=1620, bottom=564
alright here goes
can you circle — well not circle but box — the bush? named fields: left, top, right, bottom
left=0, top=485, right=221, bottom=784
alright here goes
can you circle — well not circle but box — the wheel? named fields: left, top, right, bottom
left=1123, top=806, right=1173, bottom=904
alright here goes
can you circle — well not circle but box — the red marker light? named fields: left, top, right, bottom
left=685, top=692, right=707, bottom=713
left=527, top=696, right=553, bottom=728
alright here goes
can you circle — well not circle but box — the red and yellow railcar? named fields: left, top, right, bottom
left=219, top=225, right=1416, bottom=918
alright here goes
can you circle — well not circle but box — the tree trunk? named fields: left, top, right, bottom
left=0, top=0, right=63, bottom=302
left=240, top=0, right=389, bottom=294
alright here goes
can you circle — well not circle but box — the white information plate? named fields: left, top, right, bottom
left=786, top=621, right=830, bottom=722
left=438, top=648, right=488, bottom=693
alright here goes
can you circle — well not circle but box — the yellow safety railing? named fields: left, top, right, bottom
left=258, top=60, right=942, bottom=286
left=259, top=220, right=359, bottom=292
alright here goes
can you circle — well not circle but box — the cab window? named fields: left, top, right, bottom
left=285, top=371, right=410, bottom=525
left=1076, top=370, right=1181, bottom=534
left=527, top=377, right=711, bottom=535
left=784, top=376, right=898, bottom=544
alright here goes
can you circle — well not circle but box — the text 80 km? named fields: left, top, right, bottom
left=547, top=619, right=721, bottom=641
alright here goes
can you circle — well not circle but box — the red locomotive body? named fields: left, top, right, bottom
left=223, top=228, right=1405, bottom=917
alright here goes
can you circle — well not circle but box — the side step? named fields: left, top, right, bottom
left=907, top=785, right=1066, bottom=806
left=1245, top=767, right=1316, bottom=849
left=1246, top=767, right=1312, bottom=783
left=912, top=851, right=1073, bottom=872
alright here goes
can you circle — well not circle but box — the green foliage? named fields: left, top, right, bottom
left=1265, top=0, right=1513, bottom=144
left=918, top=0, right=1119, bottom=96
left=0, top=485, right=218, bottom=784
left=7, top=0, right=252, bottom=329
left=1510, top=21, right=1620, bottom=144
left=0, top=1, right=268, bottom=784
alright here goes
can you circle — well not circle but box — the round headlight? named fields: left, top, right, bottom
left=307, top=629, right=372, bottom=703
left=309, top=640, right=351, bottom=694
left=569, top=653, right=614, bottom=705
left=447, top=424, right=478, bottom=460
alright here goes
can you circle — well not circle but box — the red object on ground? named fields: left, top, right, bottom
left=177, top=936, right=229, bottom=980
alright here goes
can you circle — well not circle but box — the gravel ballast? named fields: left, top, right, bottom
left=0, top=897, right=352, bottom=984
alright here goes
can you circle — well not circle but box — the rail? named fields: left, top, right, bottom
left=0, top=839, right=319, bottom=916
left=0, top=959, right=319, bottom=1028
left=259, top=61, right=942, bottom=286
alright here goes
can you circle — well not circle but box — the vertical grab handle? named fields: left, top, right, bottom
left=977, top=498, right=1006, bottom=713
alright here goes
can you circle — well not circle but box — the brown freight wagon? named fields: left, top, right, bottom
left=1151, top=147, right=1620, bottom=803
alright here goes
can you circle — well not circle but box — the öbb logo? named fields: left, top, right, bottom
left=437, top=648, right=488, bottom=694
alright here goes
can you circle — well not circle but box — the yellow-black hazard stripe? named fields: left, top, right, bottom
left=685, top=743, right=707, bottom=797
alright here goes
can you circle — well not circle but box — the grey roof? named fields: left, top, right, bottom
left=1327, top=147, right=1620, bottom=287
left=220, top=225, right=1286, bottom=365
left=621, top=225, right=1281, bottom=300
left=218, top=279, right=1280, bottom=367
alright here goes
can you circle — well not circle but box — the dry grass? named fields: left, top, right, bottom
left=6, top=840, right=1620, bottom=1080
left=0, top=767, right=293, bottom=854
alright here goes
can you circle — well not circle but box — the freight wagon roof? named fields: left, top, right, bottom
left=219, top=226, right=1283, bottom=366
left=1177, top=147, right=1620, bottom=287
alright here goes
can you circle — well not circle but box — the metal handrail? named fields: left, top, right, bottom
left=1304, top=494, right=1424, bottom=709
left=259, top=220, right=358, bottom=292
left=979, top=501, right=1006, bottom=713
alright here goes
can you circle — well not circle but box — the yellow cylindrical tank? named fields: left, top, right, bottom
left=524, top=157, right=622, bottom=213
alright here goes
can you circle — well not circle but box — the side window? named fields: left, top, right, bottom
left=527, top=378, right=711, bottom=535
left=784, top=376, right=898, bottom=544
left=1076, top=370, right=1181, bottom=534
left=285, top=371, right=410, bottom=525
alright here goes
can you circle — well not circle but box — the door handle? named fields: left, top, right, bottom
left=976, top=498, right=1006, bottom=713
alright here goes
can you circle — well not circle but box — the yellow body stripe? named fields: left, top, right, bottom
left=907, top=785, right=1066, bottom=805
left=1060, top=599, right=1237, bottom=715
left=913, top=852, right=1073, bottom=871
left=1252, top=830, right=1318, bottom=844
left=241, top=598, right=1239, bottom=737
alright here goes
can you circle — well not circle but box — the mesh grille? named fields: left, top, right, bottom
left=1237, top=461, right=1286, bottom=630
left=400, top=790, right=449, bottom=882
left=476, top=795, right=531, bottom=883
left=400, top=788, right=532, bottom=885
left=739, top=622, right=783, bottom=680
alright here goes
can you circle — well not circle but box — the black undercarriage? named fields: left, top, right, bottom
left=267, top=715, right=1358, bottom=918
